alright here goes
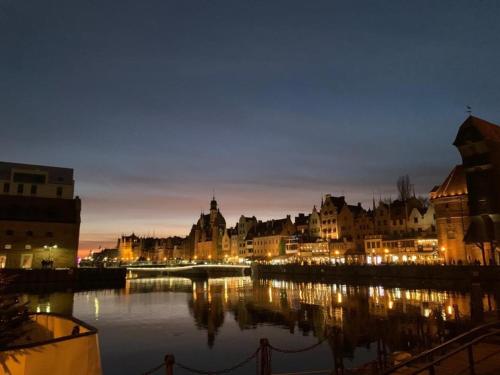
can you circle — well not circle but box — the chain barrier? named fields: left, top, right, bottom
left=140, top=331, right=336, bottom=374
left=141, top=362, right=165, bottom=375
left=175, top=347, right=260, bottom=375
left=269, top=333, right=331, bottom=354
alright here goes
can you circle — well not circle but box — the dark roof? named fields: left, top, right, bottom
left=0, top=195, right=81, bottom=223
left=345, top=204, right=365, bottom=217
left=0, top=161, right=74, bottom=185
left=294, top=213, right=309, bottom=226
left=323, top=195, right=347, bottom=212
left=246, top=218, right=292, bottom=239
left=453, top=116, right=500, bottom=146
left=430, top=165, right=467, bottom=200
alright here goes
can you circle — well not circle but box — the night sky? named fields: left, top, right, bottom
left=2, top=0, right=500, bottom=253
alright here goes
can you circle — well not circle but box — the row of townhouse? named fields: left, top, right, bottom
left=217, top=195, right=437, bottom=263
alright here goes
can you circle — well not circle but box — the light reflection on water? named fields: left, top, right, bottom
left=22, top=277, right=498, bottom=375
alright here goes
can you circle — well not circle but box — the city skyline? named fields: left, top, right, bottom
left=2, top=1, right=500, bottom=253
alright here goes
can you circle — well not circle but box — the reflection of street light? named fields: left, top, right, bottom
left=440, top=247, right=446, bottom=252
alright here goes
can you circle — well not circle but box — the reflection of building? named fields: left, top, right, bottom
left=0, top=162, right=80, bottom=269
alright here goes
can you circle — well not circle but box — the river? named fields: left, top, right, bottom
left=21, top=277, right=498, bottom=375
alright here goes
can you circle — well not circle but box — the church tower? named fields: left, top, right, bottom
left=210, top=196, right=218, bottom=224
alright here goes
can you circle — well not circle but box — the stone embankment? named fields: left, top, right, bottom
left=252, top=264, right=500, bottom=288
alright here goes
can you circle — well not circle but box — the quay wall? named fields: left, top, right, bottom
left=252, top=264, right=500, bottom=288
left=128, top=265, right=251, bottom=279
left=0, top=267, right=126, bottom=287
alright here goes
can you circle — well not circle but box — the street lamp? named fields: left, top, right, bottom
left=43, top=244, right=57, bottom=268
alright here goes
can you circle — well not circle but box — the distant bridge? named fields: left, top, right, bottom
left=126, top=264, right=251, bottom=279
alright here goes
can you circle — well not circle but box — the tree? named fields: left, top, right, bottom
left=397, top=175, right=412, bottom=202
left=0, top=275, right=30, bottom=349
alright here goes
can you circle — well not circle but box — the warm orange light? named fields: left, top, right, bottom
left=384, top=249, right=389, bottom=254
left=267, top=252, right=271, bottom=257
left=441, top=247, right=446, bottom=252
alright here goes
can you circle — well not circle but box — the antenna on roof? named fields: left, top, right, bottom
left=466, top=105, right=472, bottom=116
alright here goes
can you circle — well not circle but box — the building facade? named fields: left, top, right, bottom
left=453, top=116, right=500, bottom=264
left=189, top=197, right=226, bottom=260
left=0, top=162, right=80, bottom=269
left=320, top=195, right=346, bottom=240
left=430, top=165, right=478, bottom=263
left=245, top=216, right=295, bottom=258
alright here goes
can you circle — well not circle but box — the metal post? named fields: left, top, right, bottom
left=165, top=355, right=175, bottom=375
left=259, top=338, right=271, bottom=375
left=468, top=345, right=475, bottom=375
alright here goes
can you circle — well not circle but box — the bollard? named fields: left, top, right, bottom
left=165, top=354, right=175, bottom=375
left=467, top=345, right=475, bottom=375
left=259, top=338, right=271, bottom=375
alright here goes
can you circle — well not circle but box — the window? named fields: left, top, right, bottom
left=6, top=230, right=14, bottom=236
left=31, top=185, right=37, bottom=195
left=17, top=184, right=24, bottom=194
left=414, top=217, right=418, bottom=224
left=13, top=173, right=46, bottom=184
left=3, top=183, right=9, bottom=193
left=26, top=230, right=33, bottom=236
left=56, top=186, right=63, bottom=197
left=46, top=231, right=54, bottom=237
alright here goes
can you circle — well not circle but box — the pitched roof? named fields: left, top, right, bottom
left=453, top=116, right=500, bottom=145
left=322, top=195, right=347, bottom=212
left=245, top=218, right=292, bottom=239
left=430, top=165, right=467, bottom=199
left=294, top=213, right=309, bottom=226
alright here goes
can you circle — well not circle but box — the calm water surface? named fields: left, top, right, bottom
left=22, top=277, right=498, bottom=375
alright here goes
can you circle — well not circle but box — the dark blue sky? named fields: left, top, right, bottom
left=1, top=0, right=500, bottom=250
